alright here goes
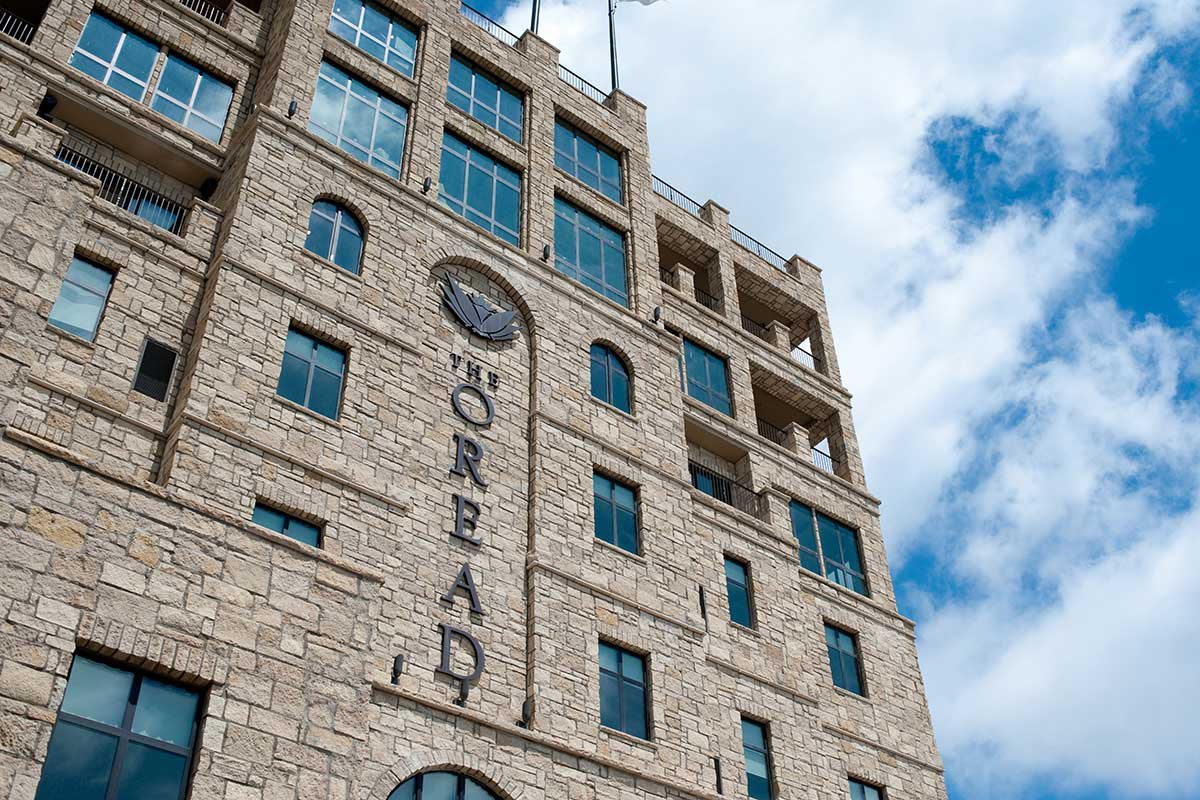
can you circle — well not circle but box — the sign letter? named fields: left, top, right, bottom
left=436, top=623, right=486, bottom=685
left=441, top=563, right=485, bottom=614
left=451, top=494, right=482, bottom=545
left=451, top=382, right=495, bottom=427
left=451, top=433, right=488, bottom=487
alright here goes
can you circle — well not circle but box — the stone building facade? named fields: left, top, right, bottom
left=0, top=0, right=947, bottom=797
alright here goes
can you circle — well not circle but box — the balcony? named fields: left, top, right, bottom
left=0, top=0, right=46, bottom=44
left=737, top=265, right=827, bottom=377
left=460, top=1, right=519, bottom=47
left=559, top=64, right=608, bottom=105
left=176, top=0, right=230, bottom=26
left=731, top=224, right=787, bottom=272
left=751, top=365, right=853, bottom=481
left=657, top=220, right=724, bottom=315
left=688, top=459, right=762, bottom=518
left=56, top=145, right=189, bottom=236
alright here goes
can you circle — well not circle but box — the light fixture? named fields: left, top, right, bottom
left=287, top=99, right=298, bottom=118
left=541, top=244, right=551, bottom=262
left=391, top=654, right=405, bottom=684
left=422, top=176, right=432, bottom=194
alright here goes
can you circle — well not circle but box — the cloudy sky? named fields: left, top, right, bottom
left=471, top=1, right=1200, bottom=797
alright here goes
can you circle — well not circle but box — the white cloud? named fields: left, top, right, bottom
left=497, top=0, right=1200, bottom=796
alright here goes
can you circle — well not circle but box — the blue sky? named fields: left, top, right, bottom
left=473, top=1, right=1200, bottom=797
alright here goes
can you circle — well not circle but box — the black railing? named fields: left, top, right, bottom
left=791, top=346, right=818, bottom=371
left=0, top=7, right=36, bottom=43
left=659, top=264, right=677, bottom=288
left=177, top=0, right=228, bottom=25
left=731, top=225, right=788, bottom=271
left=652, top=175, right=702, bottom=217
left=56, top=145, right=188, bottom=236
left=756, top=418, right=788, bottom=447
left=459, top=1, right=519, bottom=46
left=811, top=447, right=837, bottom=474
left=559, top=64, right=607, bottom=104
left=694, top=286, right=720, bottom=312
left=689, top=460, right=761, bottom=517
left=741, top=315, right=770, bottom=340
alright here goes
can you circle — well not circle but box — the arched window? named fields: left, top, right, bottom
left=590, top=343, right=631, bottom=413
left=304, top=199, right=364, bottom=274
left=388, top=771, right=500, bottom=800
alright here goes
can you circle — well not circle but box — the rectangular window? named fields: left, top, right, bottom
left=48, top=257, right=114, bottom=341
left=70, top=13, right=158, bottom=101
left=554, top=120, right=622, bottom=203
left=818, top=513, right=867, bottom=595
left=724, top=556, right=754, bottom=628
left=825, top=623, right=865, bottom=696
left=593, top=472, right=638, bottom=554
left=276, top=328, right=346, bottom=420
left=34, top=655, right=201, bottom=800
left=132, top=339, right=177, bottom=402
left=849, top=779, right=884, bottom=800
left=310, top=60, right=408, bottom=178
left=328, top=0, right=418, bottom=77
left=598, top=641, right=648, bottom=739
left=447, top=55, right=523, bottom=142
left=789, top=500, right=822, bottom=574
left=438, top=132, right=521, bottom=245
left=150, top=54, right=234, bottom=142
left=553, top=197, right=627, bottom=306
left=683, top=339, right=731, bottom=415
left=741, top=717, right=774, bottom=800
left=252, top=501, right=322, bottom=547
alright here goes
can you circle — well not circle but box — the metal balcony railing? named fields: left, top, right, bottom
left=731, top=225, right=788, bottom=271
left=559, top=64, right=607, bottom=105
left=0, top=7, right=36, bottom=43
left=694, top=286, right=720, bottom=312
left=741, top=315, right=770, bottom=340
left=688, top=460, right=761, bottom=518
left=177, top=0, right=229, bottom=25
left=56, top=145, right=188, bottom=236
left=659, top=264, right=677, bottom=288
left=791, top=346, right=819, bottom=371
left=811, top=447, right=837, bottom=474
left=459, top=1, right=519, bottom=46
left=755, top=418, right=789, bottom=447
left=652, top=175, right=703, bottom=217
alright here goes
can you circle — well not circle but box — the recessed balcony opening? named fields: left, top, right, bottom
left=655, top=218, right=722, bottom=313
left=0, top=0, right=48, bottom=44
left=178, top=0, right=233, bottom=25
left=42, top=92, right=221, bottom=236
left=750, top=364, right=851, bottom=480
left=684, top=419, right=763, bottom=519
left=736, top=266, right=825, bottom=375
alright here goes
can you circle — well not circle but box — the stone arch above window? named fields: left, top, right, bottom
left=589, top=341, right=631, bottom=413
left=388, top=771, right=502, bottom=800
left=304, top=198, right=365, bottom=274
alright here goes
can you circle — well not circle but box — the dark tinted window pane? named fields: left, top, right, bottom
left=615, top=507, right=637, bottom=554
left=112, top=741, right=187, bottom=800
left=599, top=670, right=620, bottom=729
left=593, top=495, right=614, bottom=545
left=621, top=677, right=647, bottom=738
left=35, top=721, right=118, bottom=800
left=61, top=658, right=132, bottom=726
left=725, top=558, right=753, bottom=627
left=132, top=340, right=177, bottom=401
left=252, top=504, right=287, bottom=533
left=277, top=352, right=309, bottom=405
left=131, top=677, right=197, bottom=747
left=421, top=772, right=457, bottom=800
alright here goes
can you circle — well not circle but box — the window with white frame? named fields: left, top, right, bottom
left=328, top=0, right=418, bottom=77
left=150, top=54, right=234, bottom=141
left=310, top=60, right=408, bottom=178
left=70, top=12, right=234, bottom=142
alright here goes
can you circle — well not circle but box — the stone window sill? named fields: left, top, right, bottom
left=593, top=536, right=647, bottom=565
left=599, top=725, right=657, bottom=750
left=833, top=685, right=872, bottom=705
left=588, top=394, right=637, bottom=421
left=46, top=323, right=98, bottom=349
left=273, top=394, right=345, bottom=429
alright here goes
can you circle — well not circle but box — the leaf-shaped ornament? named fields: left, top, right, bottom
left=479, top=308, right=518, bottom=340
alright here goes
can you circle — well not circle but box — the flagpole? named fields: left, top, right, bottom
left=530, top=0, right=540, bottom=33
left=608, top=0, right=619, bottom=91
